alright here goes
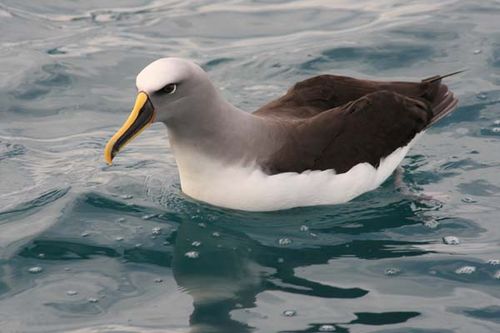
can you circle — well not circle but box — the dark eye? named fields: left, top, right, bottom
left=161, top=83, right=177, bottom=95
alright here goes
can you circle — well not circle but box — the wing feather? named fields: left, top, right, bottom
left=255, top=74, right=458, bottom=174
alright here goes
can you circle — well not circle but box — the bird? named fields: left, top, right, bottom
left=104, top=57, right=460, bottom=211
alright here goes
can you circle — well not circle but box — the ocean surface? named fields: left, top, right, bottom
left=1, top=0, right=499, bottom=332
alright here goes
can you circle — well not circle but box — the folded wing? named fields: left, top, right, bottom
left=261, top=85, right=457, bottom=174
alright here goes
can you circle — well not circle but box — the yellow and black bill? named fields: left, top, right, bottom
left=104, top=91, right=155, bottom=165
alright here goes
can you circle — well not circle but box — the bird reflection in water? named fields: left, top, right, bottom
left=169, top=195, right=433, bottom=333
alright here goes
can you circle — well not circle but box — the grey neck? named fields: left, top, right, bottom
left=164, top=89, right=283, bottom=167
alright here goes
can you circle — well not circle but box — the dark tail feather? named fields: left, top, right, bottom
left=421, top=70, right=463, bottom=127
left=422, top=69, right=467, bottom=84
left=427, top=90, right=458, bottom=126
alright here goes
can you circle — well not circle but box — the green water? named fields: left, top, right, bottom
left=0, top=1, right=499, bottom=332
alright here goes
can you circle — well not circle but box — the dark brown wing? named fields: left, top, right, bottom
left=262, top=89, right=457, bottom=175
left=254, top=74, right=456, bottom=122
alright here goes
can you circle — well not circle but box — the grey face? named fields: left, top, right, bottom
left=140, top=58, right=217, bottom=124
left=104, top=57, right=218, bottom=164
left=148, top=81, right=186, bottom=123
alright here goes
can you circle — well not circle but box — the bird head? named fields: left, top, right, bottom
left=104, top=57, right=211, bottom=165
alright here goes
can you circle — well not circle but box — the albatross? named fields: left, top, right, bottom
left=104, top=58, right=460, bottom=211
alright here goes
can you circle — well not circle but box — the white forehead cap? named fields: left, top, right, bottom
left=136, top=57, right=199, bottom=93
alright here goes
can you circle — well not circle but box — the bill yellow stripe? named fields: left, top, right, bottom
left=104, top=91, right=150, bottom=165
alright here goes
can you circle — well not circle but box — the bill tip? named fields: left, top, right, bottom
left=104, top=153, right=113, bottom=165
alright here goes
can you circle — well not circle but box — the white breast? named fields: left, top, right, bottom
left=172, top=136, right=421, bottom=211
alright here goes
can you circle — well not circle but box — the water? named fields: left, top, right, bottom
left=0, top=0, right=499, bottom=332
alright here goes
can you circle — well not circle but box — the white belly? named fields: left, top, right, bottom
left=173, top=136, right=420, bottom=212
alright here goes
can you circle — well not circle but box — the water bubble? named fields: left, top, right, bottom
left=191, top=241, right=202, bottom=247
left=299, top=225, right=309, bottom=232
left=384, top=268, right=401, bottom=276
left=154, top=278, right=163, bottom=283
left=455, top=266, right=476, bottom=275
left=278, top=238, right=292, bottom=246
left=28, top=266, right=43, bottom=274
left=494, top=270, right=500, bottom=279
left=120, top=194, right=133, bottom=200
left=185, top=251, right=199, bottom=259
left=66, top=290, right=78, bottom=296
left=476, top=93, right=487, bottom=100
left=88, top=297, right=98, bottom=303
left=443, top=236, right=460, bottom=245
left=473, top=49, right=482, bottom=55
left=462, top=197, right=477, bottom=203
left=487, top=259, right=499, bottom=266
left=151, top=227, right=162, bottom=235
left=81, top=232, right=90, bottom=237
left=212, top=232, right=221, bottom=238
left=319, top=324, right=336, bottom=332
left=115, top=236, right=124, bottom=241
left=423, top=220, right=440, bottom=229
left=282, top=310, right=297, bottom=317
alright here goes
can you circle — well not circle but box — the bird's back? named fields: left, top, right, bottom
left=253, top=74, right=457, bottom=124
left=254, top=73, right=459, bottom=175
